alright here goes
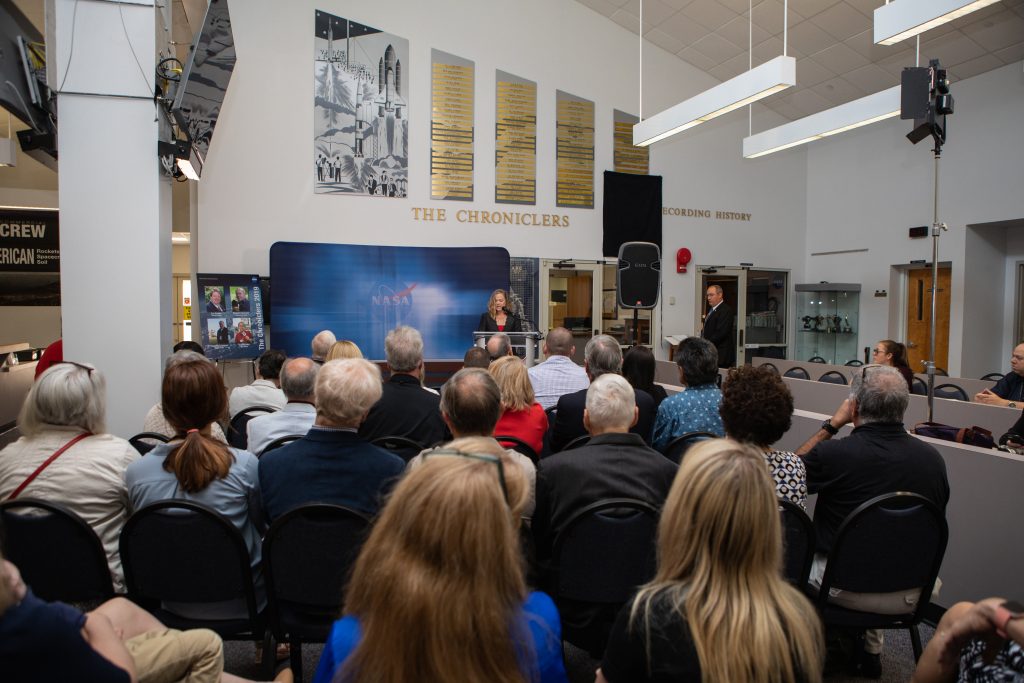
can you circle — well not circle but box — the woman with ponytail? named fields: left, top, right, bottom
left=125, top=356, right=264, bottom=619
left=873, top=339, right=915, bottom=391
left=598, top=439, right=824, bottom=683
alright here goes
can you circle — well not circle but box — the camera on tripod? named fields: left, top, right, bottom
left=901, top=59, right=953, bottom=148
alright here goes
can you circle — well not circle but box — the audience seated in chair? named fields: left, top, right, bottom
left=913, top=597, right=1024, bottom=682
left=0, top=362, right=138, bottom=592
left=597, top=440, right=824, bottom=683
left=229, top=349, right=287, bottom=418
left=527, top=327, right=589, bottom=410
left=410, top=368, right=536, bottom=518
left=720, top=365, right=807, bottom=508
left=313, top=437, right=569, bottom=683
left=309, top=330, right=335, bottom=364
left=324, top=340, right=362, bottom=361
left=533, top=374, right=677, bottom=651
left=0, top=553, right=287, bottom=683
left=651, top=337, right=725, bottom=452
left=975, top=342, right=1024, bottom=409
left=550, top=335, right=655, bottom=452
left=143, top=351, right=227, bottom=443
left=125, top=356, right=265, bottom=621
left=622, top=345, right=668, bottom=409
left=796, top=364, right=950, bottom=677
left=247, top=358, right=319, bottom=456
left=462, top=345, right=490, bottom=369
left=486, top=332, right=514, bottom=361
left=359, top=326, right=447, bottom=449
left=259, top=359, right=405, bottom=522
left=490, top=356, right=548, bottom=455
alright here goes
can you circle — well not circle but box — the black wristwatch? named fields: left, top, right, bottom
left=821, top=419, right=839, bottom=436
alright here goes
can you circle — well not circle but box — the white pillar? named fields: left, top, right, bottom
left=52, top=0, right=171, bottom=437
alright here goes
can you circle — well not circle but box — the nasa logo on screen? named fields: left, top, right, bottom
left=370, top=282, right=416, bottom=324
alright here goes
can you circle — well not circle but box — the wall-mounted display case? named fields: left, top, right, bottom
left=794, top=283, right=860, bottom=364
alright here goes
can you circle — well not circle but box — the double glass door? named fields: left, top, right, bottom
left=694, top=267, right=788, bottom=366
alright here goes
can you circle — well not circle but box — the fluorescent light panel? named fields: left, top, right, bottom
left=743, top=86, right=901, bottom=158
left=874, top=0, right=1000, bottom=45
left=634, top=55, right=796, bottom=147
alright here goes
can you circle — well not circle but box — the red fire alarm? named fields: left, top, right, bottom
left=676, top=248, right=692, bottom=273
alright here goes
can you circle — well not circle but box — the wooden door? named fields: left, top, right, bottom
left=905, top=267, right=951, bottom=373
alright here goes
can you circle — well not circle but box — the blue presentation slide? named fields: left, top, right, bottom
left=269, top=242, right=510, bottom=360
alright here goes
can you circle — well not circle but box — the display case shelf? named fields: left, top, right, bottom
left=794, top=283, right=860, bottom=364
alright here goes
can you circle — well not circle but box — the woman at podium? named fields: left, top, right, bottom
left=478, top=289, right=522, bottom=332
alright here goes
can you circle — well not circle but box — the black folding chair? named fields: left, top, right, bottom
left=0, top=499, right=115, bottom=604
left=933, top=383, right=969, bottom=402
left=661, top=431, right=717, bottom=464
left=759, top=362, right=779, bottom=374
left=778, top=499, right=814, bottom=588
left=561, top=434, right=591, bottom=451
left=550, top=498, right=659, bottom=657
left=260, top=434, right=304, bottom=457
left=119, top=500, right=272, bottom=676
left=818, top=370, right=848, bottom=385
left=128, top=431, right=170, bottom=455
left=495, top=435, right=539, bottom=464
left=809, top=356, right=827, bottom=364
left=844, top=360, right=864, bottom=367
left=810, top=492, right=948, bottom=661
left=980, top=372, right=1004, bottom=382
left=228, top=405, right=280, bottom=450
left=783, top=367, right=811, bottom=380
left=911, top=377, right=928, bottom=396
left=370, top=435, right=426, bottom=462
left=263, top=504, right=371, bottom=683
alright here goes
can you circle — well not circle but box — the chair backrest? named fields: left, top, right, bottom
left=818, top=370, right=848, bottom=385
left=783, top=367, right=810, bottom=380
left=844, top=360, right=863, bottom=367
left=808, top=356, right=827, bottom=364
left=495, top=435, right=539, bottom=464
left=759, top=362, right=779, bottom=374
left=263, top=504, right=371, bottom=638
left=981, top=372, right=1004, bottom=382
left=661, top=432, right=716, bottom=464
left=552, top=498, right=658, bottom=603
left=562, top=434, right=591, bottom=451
left=818, top=492, right=947, bottom=618
left=119, top=500, right=258, bottom=618
left=370, top=435, right=425, bottom=462
left=778, top=500, right=814, bottom=587
left=0, top=498, right=115, bottom=603
left=128, top=432, right=170, bottom=455
left=911, top=377, right=928, bottom=396
left=259, top=434, right=304, bottom=457
left=933, top=383, right=969, bottom=402
left=935, top=368, right=948, bottom=377
left=228, top=405, right=279, bottom=450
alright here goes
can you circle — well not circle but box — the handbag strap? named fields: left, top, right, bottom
left=6, top=432, right=92, bottom=501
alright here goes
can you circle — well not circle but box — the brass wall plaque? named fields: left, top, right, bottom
left=431, top=50, right=474, bottom=201
left=613, top=109, right=649, bottom=175
left=495, top=70, right=537, bottom=205
left=556, top=91, right=595, bottom=209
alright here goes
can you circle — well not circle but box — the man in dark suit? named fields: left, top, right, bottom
left=549, top=335, right=656, bottom=451
left=701, top=284, right=735, bottom=368
left=533, top=373, right=677, bottom=651
left=359, top=325, right=448, bottom=453
left=259, top=358, right=405, bottom=522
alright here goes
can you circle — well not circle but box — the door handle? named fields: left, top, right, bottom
left=906, top=341, right=917, bottom=348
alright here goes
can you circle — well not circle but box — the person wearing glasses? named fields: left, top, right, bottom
left=795, top=364, right=949, bottom=678
left=313, top=437, right=569, bottom=683
left=872, top=339, right=914, bottom=391
left=0, top=362, right=138, bottom=593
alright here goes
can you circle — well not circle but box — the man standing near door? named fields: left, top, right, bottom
left=702, top=285, right=735, bottom=368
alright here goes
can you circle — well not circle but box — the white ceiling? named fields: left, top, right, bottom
left=574, top=0, right=1024, bottom=121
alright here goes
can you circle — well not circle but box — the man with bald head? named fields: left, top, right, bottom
left=486, top=333, right=513, bottom=361
left=310, top=330, right=336, bottom=363
left=246, top=357, right=319, bottom=455
left=528, top=326, right=589, bottom=410
left=975, top=342, right=1024, bottom=408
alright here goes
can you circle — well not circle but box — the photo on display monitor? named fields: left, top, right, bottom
left=196, top=274, right=265, bottom=360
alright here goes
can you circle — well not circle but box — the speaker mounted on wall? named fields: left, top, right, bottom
left=617, top=242, right=661, bottom=310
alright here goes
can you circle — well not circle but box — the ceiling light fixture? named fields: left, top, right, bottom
left=874, top=0, right=1000, bottom=46
left=633, top=55, right=796, bottom=147
left=743, top=86, right=901, bottom=158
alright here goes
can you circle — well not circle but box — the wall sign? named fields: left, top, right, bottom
left=431, top=50, right=474, bottom=201
left=556, top=90, right=594, bottom=209
left=495, top=70, right=537, bottom=205
left=613, top=110, right=648, bottom=175
left=0, top=209, right=59, bottom=306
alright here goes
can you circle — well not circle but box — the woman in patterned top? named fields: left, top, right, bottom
left=719, top=365, right=808, bottom=508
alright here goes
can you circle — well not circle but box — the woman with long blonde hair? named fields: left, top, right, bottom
left=313, top=437, right=568, bottom=683
left=325, top=340, right=363, bottom=361
left=598, top=439, right=824, bottom=683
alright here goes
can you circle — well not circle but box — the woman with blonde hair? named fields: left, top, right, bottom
left=478, top=288, right=522, bottom=332
left=598, top=439, right=824, bottom=683
left=313, top=437, right=568, bottom=683
left=490, top=355, right=548, bottom=454
left=325, top=340, right=363, bottom=361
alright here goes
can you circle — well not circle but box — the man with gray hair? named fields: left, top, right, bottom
left=246, top=357, right=320, bottom=455
left=527, top=326, right=589, bottom=410
left=532, top=373, right=677, bottom=651
left=796, top=364, right=949, bottom=676
left=259, top=358, right=405, bottom=521
left=310, top=329, right=336, bottom=363
left=359, top=326, right=447, bottom=451
left=549, top=335, right=656, bottom=451
left=486, top=333, right=513, bottom=361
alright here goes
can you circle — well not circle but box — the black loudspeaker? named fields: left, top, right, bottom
left=617, top=242, right=661, bottom=310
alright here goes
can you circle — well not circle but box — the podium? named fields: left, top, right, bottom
left=473, top=331, right=543, bottom=367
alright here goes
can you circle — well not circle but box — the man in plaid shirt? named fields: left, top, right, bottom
left=528, top=327, right=589, bottom=410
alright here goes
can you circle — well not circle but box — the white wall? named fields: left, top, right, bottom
left=804, top=61, right=1024, bottom=375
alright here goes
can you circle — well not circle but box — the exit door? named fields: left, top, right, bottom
left=695, top=268, right=744, bottom=368
left=905, top=266, right=951, bottom=373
